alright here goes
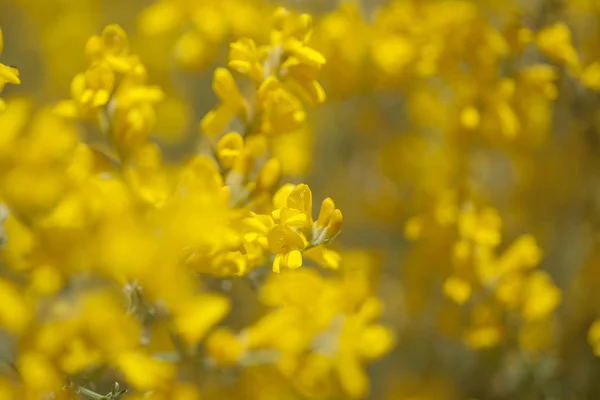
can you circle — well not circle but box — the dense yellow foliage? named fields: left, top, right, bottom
left=1, top=0, right=600, bottom=399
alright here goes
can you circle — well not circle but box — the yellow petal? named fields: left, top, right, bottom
left=287, top=249, right=303, bottom=269
left=0, top=64, right=19, bottom=85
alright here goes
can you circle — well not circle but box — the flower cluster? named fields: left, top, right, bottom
left=5, top=0, right=600, bottom=398
left=0, top=7, right=396, bottom=400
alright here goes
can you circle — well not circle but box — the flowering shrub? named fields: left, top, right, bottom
left=2, top=0, right=600, bottom=399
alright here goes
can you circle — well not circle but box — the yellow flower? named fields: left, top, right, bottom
left=271, top=7, right=313, bottom=46
left=200, top=67, right=248, bottom=136
left=18, top=352, right=63, bottom=394
left=256, top=158, right=282, bottom=192
left=280, top=183, right=313, bottom=229
left=0, top=278, right=29, bottom=334
left=520, top=271, right=561, bottom=321
left=313, top=197, right=343, bottom=245
left=280, top=44, right=326, bottom=105
left=580, top=62, right=600, bottom=91
left=124, top=143, right=172, bottom=207
left=267, top=224, right=307, bottom=272
left=205, top=327, right=246, bottom=366
left=229, top=38, right=266, bottom=83
left=173, top=294, right=230, bottom=346
left=458, top=206, right=502, bottom=247
left=518, top=64, right=558, bottom=100
left=443, top=276, right=472, bottom=305
left=495, top=234, right=542, bottom=275
left=304, top=246, right=342, bottom=270
left=371, top=35, right=415, bottom=76
left=536, top=23, right=580, bottom=71
left=116, top=351, right=175, bottom=392
left=335, top=297, right=394, bottom=398
left=464, top=326, right=502, bottom=349
left=216, top=131, right=245, bottom=169
left=460, top=105, right=481, bottom=130
left=138, top=0, right=184, bottom=36
left=87, top=24, right=136, bottom=72
left=257, top=76, right=306, bottom=136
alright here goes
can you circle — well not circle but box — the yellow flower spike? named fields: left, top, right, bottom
left=229, top=38, right=265, bottom=83
left=256, top=158, right=281, bottom=191
left=205, top=327, right=245, bottom=366
left=216, top=131, right=244, bottom=169
left=0, top=27, right=3, bottom=54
